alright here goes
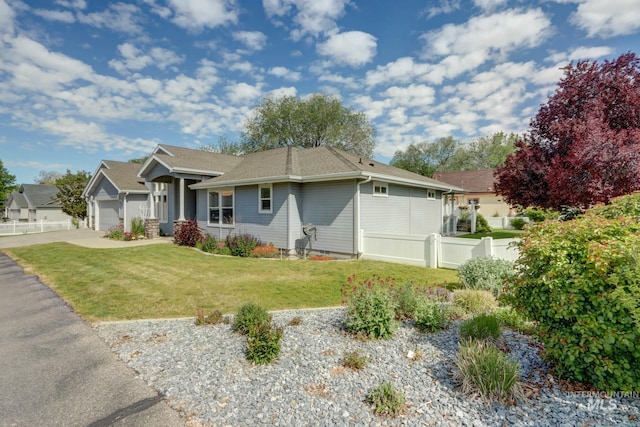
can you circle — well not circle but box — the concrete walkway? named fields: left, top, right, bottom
left=0, top=231, right=186, bottom=426
left=0, top=228, right=173, bottom=249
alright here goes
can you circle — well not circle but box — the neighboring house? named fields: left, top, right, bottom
left=5, top=184, right=70, bottom=222
left=83, top=161, right=150, bottom=231
left=136, top=144, right=242, bottom=236
left=433, top=170, right=513, bottom=217
left=190, top=146, right=464, bottom=257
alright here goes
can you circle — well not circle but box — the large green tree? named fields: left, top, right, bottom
left=55, top=169, right=91, bottom=220
left=201, top=135, right=243, bottom=155
left=0, top=159, right=18, bottom=209
left=390, top=136, right=460, bottom=177
left=241, top=94, right=376, bottom=157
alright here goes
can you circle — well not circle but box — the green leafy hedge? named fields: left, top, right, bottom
left=507, top=194, right=640, bottom=391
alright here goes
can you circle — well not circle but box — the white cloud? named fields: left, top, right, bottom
left=426, top=0, right=460, bottom=18
left=166, top=0, right=239, bottom=32
left=546, top=45, right=614, bottom=63
left=226, top=82, right=262, bottom=104
left=262, top=0, right=350, bottom=40
left=33, top=9, right=76, bottom=23
left=317, top=72, right=358, bottom=89
left=382, top=84, right=436, bottom=108
left=108, top=43, right=183, bottom=75
left=233, top=31, right=268, bottom=51
left=77, top=3, right=143, bottom=34
left=571, top=0, right=640, bottom=37
left=267, top=86, right=297, bottom=99
left=54, top=0, right=86, bottom=9
left=473, top=0, right=507, bottom=11
left=317, top=31, right=377, bottom=68
left=268, top=66, right=301, bottom=81
left=365, top=57, right=433, bottom=87
left=0, top=0, right=15, bottom=35
left=422, top=8, right=552, bottom=57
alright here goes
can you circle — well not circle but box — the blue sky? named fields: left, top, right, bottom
left=1, top=0, right=639, bottom=185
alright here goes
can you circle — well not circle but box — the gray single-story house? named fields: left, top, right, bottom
left=136, top=144, right=242, bottom=236
left=190, top=146, right=464, bottom=257
left=5, top=184, right=70, bottom=222
left=83, top=160, right=150, bottom=231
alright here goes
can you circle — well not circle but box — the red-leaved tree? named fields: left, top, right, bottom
left=495, top=52, right=640, bottom=209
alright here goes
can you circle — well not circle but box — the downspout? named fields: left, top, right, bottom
left=355, top=175, right=372, bottom=257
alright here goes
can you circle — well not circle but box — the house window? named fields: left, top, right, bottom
left=154, top=183, right=168, bottom=222
left=427, top=189, right=436, bottom=200
left=373, top=181, right=388, bottom=197
left=468, top=198, right=480, bottom=205
left=209, top=189, right=234, bottom=226
left=259, top=184, right=272, bottom=213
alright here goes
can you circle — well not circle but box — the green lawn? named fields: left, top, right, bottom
left=4, top=243, right=459, bottom=322
left=457, top=230, right=523, bottom=239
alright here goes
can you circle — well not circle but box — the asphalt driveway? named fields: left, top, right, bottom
left=0, top=232, right=185, bottom=426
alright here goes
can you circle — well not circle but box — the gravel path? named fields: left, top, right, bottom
left=94, top=308, right=640, bottom=426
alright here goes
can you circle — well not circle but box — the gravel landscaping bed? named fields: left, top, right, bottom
left=94, top=307, right=640, bottom=426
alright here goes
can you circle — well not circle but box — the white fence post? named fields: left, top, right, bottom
left=13, top=220, right=16, bottom=235
left=426, top=233, right=438, bottom=268
left=40, top=219, right=44, bottom=233
left=481, top=237, right=494, bottom=257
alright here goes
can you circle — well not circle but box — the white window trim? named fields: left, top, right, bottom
left=258, top=183, right=273, bottom=214
left=373, top=181, right=388, bottom=197
left=427, top=189, right=436, bottom=200
left=207, top=188, right=235, bottom=227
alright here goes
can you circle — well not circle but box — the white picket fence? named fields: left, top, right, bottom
left=0, top=219, right=85, bottom=235
left=361, top=231, right=519, bottom=268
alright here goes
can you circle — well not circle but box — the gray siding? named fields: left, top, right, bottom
left=124, top=194, right=147, bottom=231
left=94, top=177, right=118, bottom=199
left=361, top=183, right=443, bottom=235
left=301, top=180, right=355, bottom=254
left=145, top=162, right=171, bottom=182
left=287, top=183, right=302, bottom=250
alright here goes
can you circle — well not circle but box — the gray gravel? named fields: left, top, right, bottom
left=94, top=308, right=640, bottom=426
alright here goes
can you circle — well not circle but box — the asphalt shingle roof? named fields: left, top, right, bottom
left=19, top=184, right=61, bottom=208
left=153, top=144, right=242, bottom=174
left=101, top=161, right=149, bottom=192
left=433, top=170, right=497, bottom=193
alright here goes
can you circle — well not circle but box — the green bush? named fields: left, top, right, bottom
left=414, top=301, right=449, bottom=332
left=457, top=257, right=515, bottom=296
left=524, top=208, right=557, bottom=222
left=342, top=276, right=397, bottom=339
left=507, top=197, right=640, bottom=391
left=391, top=282, right=421, bottom=321
left=453, top=290, right=498, bottom=316
left=233, top=303, right=271, bottom=335
left=459, top=314, right=501, bottom=342
left=366, top=382, right=405, bottom=418
left=494, top=307, right=536, bottom=335
left=475, top=213, right=492, bottom=233
left=226, top=233, right=263, bottom=257
left=174, top=219, right=204, bottom=247
left=104, top=225, right=124, bottom=240
left=509, top=217, right=527, bottom=230
left=246, top=322, right=283, bottom=365
left=130, top=217, right=145, bottom=237
left=454, top=339, right=523, bottom=404
left=200, top=234, right=218, bottom=253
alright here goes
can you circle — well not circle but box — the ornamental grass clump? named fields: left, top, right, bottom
left=459, top=313, right=501, bottom=342
left=453, top=289, right=498, bottom=316
left=367, top=382, right=405, bottom=418
left=454, top=339, right=524, bottom=404
left=341, top=276, right=397, bottom=340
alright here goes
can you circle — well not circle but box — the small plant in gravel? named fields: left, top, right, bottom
left=457, top=257, right=515, bottom=297
left=233, top=303, right=271, bottom=335
left=288, top=316, right=303, bottom=326
left=459, top=313, right=501, bottom=342
left=367, top=382, right=405, bottom=418
left=414, top=301, right=449, bottom=333
left=453, top=339, right=524, bottom=404
left=341, top=350, right=369, bottom=370
left=342, top=276, right=397, bottom=340
left=391, top=282, right=421, bottom=321
left=195, top=308, right=224, bottom=325
left=245, top=322, right=283, bottom=365
left=453, top=289, right=498, bottom=316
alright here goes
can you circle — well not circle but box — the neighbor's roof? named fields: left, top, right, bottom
left=433, top=170, right=497, bottom=193
left=83, top=160, right=149, bottom=197
left=138, top=144, right=242, bottom=177
left=6, top=191, right=27, bottom=208
left=19, top=184, right=61, bottom=208
left=191, top=146, right=465, bottom=192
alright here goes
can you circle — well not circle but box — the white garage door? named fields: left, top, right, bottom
left=98, top=200, right=120, bottom=231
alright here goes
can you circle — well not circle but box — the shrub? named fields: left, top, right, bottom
left=507, top=201, right=640, bottom=391
left=414, top=301, right=449, bottom=333
left=475, top=213, right=492, bottom=233
left=524, top=208, right=557, bottom=222
left=233, top=303, right=271, bottom=335
left=454, top=339, right=523, bottom=404
left=104, top=225, right=124, bottom=240
left=250, top=244, right=279, bottom=258
left=130, top=217, right=145, bottom=237
left=453, top=290, right=498, bottom=316
left=391, top=282, right=421, bottom=321
left=226, top=233, right=263, bottom=257
left=367, top=382, right=405, bottom=418
left=509, top=217, right=527, bottom=230
left=341, top=350, right=369, bottom=370
left=245, top=322, right=283, bottom=365
left=459, top=314, right=501, bottom=342
left=200, top=234, right=218, bottom=253
left=174, top=219, right=203, bottom=247
left=457, top=257, right=515, bottom=296
left=494, top=307, right=536, bottom=335
left=195, top=308, right=223, bottom=325
left=342, top=276, right=397, bottom=339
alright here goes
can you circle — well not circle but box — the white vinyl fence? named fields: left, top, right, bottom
left=0, top=219, right=85, bottom=236
left=361, top=231, right=519, bottom=268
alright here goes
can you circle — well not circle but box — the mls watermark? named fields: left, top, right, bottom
left=572, top=391, right=640, bottom=413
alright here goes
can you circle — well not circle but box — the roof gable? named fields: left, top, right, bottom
left=84, top=160, right=149, bottom=197
left=19, top=184, right=61, bottom=208
left=139, top=144, right=242, bottom=178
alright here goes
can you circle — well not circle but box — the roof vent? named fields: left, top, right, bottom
left=369, top=162, right=375, bottom=167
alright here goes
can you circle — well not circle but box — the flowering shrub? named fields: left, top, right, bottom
left=104, top=225, right=124, bottom=240
left=174, top=219, right=203, bottom=247
left=226, top=233, right=263, bottom=257
left=250, top=244, right=279, bottom=258
left=341, top=276, right=397, bottom=339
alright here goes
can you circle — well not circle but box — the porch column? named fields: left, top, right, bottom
left=86, top=198, right=92, bottom=229
left=178, top=177, right=186, bottom=221
left=148, top=184, right=156, bottom=219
